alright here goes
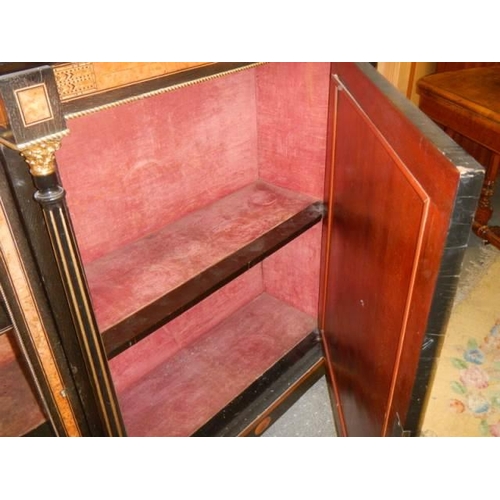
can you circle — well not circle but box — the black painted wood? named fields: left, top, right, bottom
left=30, top=162, right=126, bottom=436
left=104, top=201, right=325, bottom=359
left=396, top=107, right=485, bottom=436
left=0, top=147, right=91, bottom=436
left=23, top=421, right=55, bottom=437
left=0, top=145, right=107, bottom=436
left=0, top=300, right=11, bottom=334
left=193, top=330, right=324, bottom=437
left=0, top=63, right=54, bottom=76
left=0, top=66, right=66, bottom=145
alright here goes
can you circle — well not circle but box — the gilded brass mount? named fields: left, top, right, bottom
left=19, top=137, right=63, bottom=177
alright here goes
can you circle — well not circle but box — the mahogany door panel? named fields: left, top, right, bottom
left=321, top=63, right=483, bottom=436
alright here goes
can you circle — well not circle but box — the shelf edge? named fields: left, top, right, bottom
left=104, top=201, right=324, bottom=359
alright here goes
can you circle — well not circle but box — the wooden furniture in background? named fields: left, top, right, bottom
left=435, top=62, right=500, bottom=73
left=418, top=67, right=500, bottom=249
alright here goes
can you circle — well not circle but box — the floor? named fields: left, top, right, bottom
left=263, top=177, right=500, bottom=438
left=263, top=375, right=337, bottom=437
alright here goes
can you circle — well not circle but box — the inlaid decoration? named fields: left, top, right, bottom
left=14, top=84, right=53, bottom=126
left=54, top=63, right=97, bottom=100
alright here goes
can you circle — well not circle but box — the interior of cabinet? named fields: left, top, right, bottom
left=0, top=329, right=47, bottom=436
left=0, top=273, right=46, bottom=436
left=47, top=63, right=331, bottom=436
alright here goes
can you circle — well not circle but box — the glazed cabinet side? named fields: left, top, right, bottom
left=0, top=66, right=125, bottom=436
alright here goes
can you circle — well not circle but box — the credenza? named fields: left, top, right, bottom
left=0, top=62, right=483, bottom=436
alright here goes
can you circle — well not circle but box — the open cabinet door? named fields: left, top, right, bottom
left=320, top=63, right=484, bottom=437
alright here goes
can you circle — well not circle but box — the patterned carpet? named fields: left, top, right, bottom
left=421, top=246, right=500, bottom=437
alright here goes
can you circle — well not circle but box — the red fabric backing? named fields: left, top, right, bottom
left=116, top=292, right=315, bottom=436
left=86, top=181, right=315, bottom=333
left=263, top=224, right=322, bottom=317
left=256, top=63, right=330, bottom=199
left=51, top=63, right=331, bottom=435
left=57, top=69, right=259, bottom=264
left=0, top=333, right=45, bottom=436
left=109, top=266, right=264, bottom=394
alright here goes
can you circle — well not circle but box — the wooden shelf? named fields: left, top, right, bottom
left=84, top=181, right=323, bottom=358
left=194, top=330, right=324, bottom=437
left=116, top=293, right=317, bottom=437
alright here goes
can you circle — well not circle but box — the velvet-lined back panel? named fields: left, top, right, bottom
left=255, top=62, right=330, bottom=200
left=256, top=63, right=330, bottom=318
left=56, top=69, right=259, bottom=264
left=0, top=333, right=45, bottom=436
left=262, top=224, right=322, bottom=318
left=54, top=64, right=331, bottom=435
left=109, top=265, right=264, bottom=394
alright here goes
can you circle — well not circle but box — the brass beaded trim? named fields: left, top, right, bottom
left=16, top=129, right=69, bottom=152
left=65, top=63, right=266, bottom=120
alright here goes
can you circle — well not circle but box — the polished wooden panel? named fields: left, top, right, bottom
left=323, top=87, right=429, bottom=436
left=321, top=63, right=478, bottom=436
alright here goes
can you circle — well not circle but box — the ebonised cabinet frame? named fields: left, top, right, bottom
left=0, top=62, right=484, bottom=437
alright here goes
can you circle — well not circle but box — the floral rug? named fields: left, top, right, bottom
left=420, top=247, right=500, bottom=437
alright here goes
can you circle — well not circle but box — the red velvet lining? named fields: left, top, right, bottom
left=116, top=293, right=315, bottom=436
left=256, top=63, right=330, bottom=199
left=263, top=224, right=322, bottom=317
left=109, top=266, right=264, bottom=393
left=56, top=69, right=259, bottom=264
left=86, top=181, right=315, bottom=333
left=51, top=63, right=332, bottom=436
left=0, top=333, right=45, bottom=436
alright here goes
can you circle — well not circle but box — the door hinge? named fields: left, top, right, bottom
left=392, top=413, right=411, bottom=437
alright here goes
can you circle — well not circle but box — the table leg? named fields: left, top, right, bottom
left=473, top=153, right=500, bottom=249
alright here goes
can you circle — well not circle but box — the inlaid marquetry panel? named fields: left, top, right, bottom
left=54, top=62, right=209, bottom=101
left=14, top=84, right=53, bottom=126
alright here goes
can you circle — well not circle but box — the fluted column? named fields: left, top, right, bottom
left=0, top=65, right=125, bottom=436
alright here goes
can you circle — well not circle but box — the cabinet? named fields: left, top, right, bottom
left=0, top=62, right=484, bottom=437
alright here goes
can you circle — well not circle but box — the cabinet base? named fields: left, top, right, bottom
left=193, top=330, right=325, bottom=437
